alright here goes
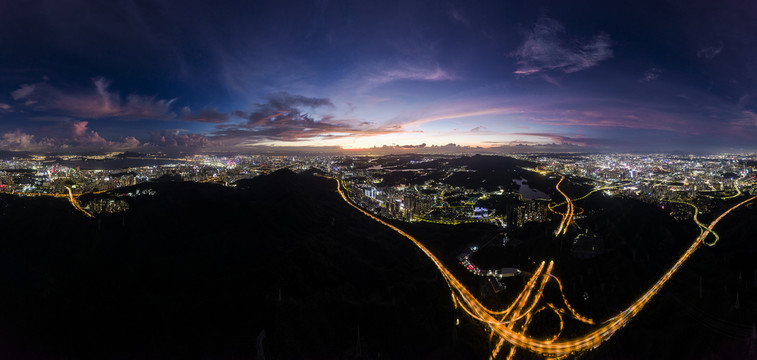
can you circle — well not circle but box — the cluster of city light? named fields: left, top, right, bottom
left=329, top=175, right=756, bottom=358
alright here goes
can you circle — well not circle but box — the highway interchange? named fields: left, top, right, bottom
left=330, top=174, right=756, bottom=358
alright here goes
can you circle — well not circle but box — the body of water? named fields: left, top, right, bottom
left=512, top=178, right=550, bottom=200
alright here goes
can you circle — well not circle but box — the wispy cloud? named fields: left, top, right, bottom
left=740, top=110, right=757, bottom=127
left=697, top=43, right=723, bottom=59
left=540, top=74, right=562, bottom=87
left=448, top=8, right=470, bottom=26
left=640, top=67, right=662, bottom=82
left=737, top=93, right=757, bottom=110
left=11, top=84, right=35, bottom=100
left=400, top=107, right=522, bottom=128
left=366, top=65, right=456, bottom=86
left=394, top=90, right=757, bottom=144
left=513, top=16, right=613, bottom=76
left=508, top=132, right=595, bottom=146
left=10, top=77, right=176, bottom=120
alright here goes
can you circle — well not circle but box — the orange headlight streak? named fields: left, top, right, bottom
left=327, top=175, right=755, bottom=358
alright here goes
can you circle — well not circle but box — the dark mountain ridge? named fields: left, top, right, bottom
left=0, top=170, right=479, bottom=359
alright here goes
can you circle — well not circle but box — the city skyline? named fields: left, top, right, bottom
left=1, top=0, right=757, bottom=154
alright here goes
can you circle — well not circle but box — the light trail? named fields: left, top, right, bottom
left=0, top=190, right=69, bottom=198
left=413, top=216, right=490, bottom=225
left=550, top=182, right=624, bottom=236
left=509, top=261, right=553, bottom=324
left=65, top=186, right=95, bottom=218
left=2, top=188, right=95, bottom=217
left=703, top=185, right=741, bottom=200
left=665, top=199, right=719, bottom=245
left=553, top=177, right=574, bottom=236
left=546, top=274, right=594, bottom=325
left=495, top=261, right=554, bottom=359
left=541, top=303, right=565, bottom=343
left=327, top=175, right=756, bottom=358
left=549, top=184, right=622, bottom=214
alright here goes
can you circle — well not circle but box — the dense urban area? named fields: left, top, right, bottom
left=2, top=152, right=755, bottom=220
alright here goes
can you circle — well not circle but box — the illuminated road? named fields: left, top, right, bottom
left=1, top=187, right=103, bottom=218
left=328, top=175, right=756, bottom=357
left=1, top=188, right=94, bottom=217
left=65, top=186, right=95, bottom=218
left=0, top=190, right=68, bottom=198
left=704, top=184, right=741, bottom=200
left=553, top=176, right=574, bottom=236
left=665, top=199, right=717, bottom=245
left=549, top=182, right=624, bottom=236
left=413, top=215, right=489, bottom=225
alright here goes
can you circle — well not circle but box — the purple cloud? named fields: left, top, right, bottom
left=0, top=122, right=141, bottom=151
left=508, top=132, right=596, bottom=146
left=10, top=84, right=35, bottom=100
left=147, top=129, right=216, bottom=148
left=0, top=90, right=403, bottom=151
left=0, top=130, right=46, bottom=151
left=513, top=16, right=613, bottom=76
left=10, top=77, right=175, bottom=120
left=225, top=92, right=398, bottom=143
left=69, top=121, right=107, bottom=145
left=366, top=65, right=456, bottom=85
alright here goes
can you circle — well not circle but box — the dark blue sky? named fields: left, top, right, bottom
left=1, top=0, right=756, bottom=153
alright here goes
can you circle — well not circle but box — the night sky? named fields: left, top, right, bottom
left=1, top=0, right=756, bottom=153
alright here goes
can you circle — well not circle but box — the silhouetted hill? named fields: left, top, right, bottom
left=0, top=172, right=481, bottom=359
left=2, top=170, right=755, bottom=359
left=234, top=168, right=301, bottom=190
